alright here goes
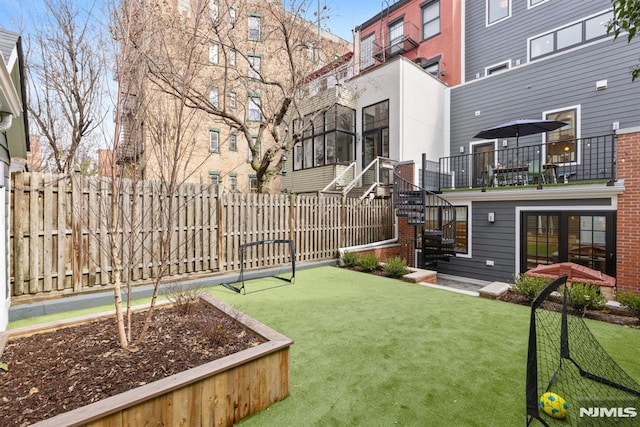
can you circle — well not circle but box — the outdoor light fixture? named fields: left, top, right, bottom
left=460, top=146, right=465, bottom=153
left=488, top=212, right=495, bottom=223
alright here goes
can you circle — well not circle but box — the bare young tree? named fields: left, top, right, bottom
left=100, top=0, right=211, bottom=349
left=140, top=0, right=350, bottom=192
left=25, top=0, right=104, bottom=174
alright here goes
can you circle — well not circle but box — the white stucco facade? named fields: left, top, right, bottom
left=350, top=55, right=447, bottom=183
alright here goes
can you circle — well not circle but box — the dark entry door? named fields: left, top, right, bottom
left=521, top=211, right=616, bottom=277
left=473, top=142, right=494, bottom=187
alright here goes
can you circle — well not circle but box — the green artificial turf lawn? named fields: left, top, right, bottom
left=209, top=267, right=640, bottom=426
left=8, top=266, right=640, bottom=426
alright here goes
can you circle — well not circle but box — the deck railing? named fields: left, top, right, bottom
left=438, top=134, right=616, bottom=191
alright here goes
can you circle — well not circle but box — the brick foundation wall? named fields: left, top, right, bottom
left=349, top=244, right=401, bottom=260
left=615, top=130, right=640, bottom=295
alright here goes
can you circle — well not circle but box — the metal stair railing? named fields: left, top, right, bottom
left=321, top=161, right=357, bottom=193
left=344, top=156, right=395, bottom=198
left=393, top=167, right=457, bottom=256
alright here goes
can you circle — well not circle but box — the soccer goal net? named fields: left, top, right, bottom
left=526, top=275, right=640, bottom=426
left=222, top=239, right=295, bottom=295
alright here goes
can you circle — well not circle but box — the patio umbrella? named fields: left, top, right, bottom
left=474, top=118, right=568, bottom=147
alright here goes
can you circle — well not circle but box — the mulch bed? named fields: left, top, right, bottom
left=0, top=300, right=265, bottom=426
left=498, top=289, right=640, bottom=327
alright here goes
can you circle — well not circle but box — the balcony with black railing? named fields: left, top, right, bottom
left=373, top=21, right=420, bottom=62
left=437, top=134, right=616, bottom=191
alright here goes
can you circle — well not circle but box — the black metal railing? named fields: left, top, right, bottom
left=373, top=21, right=420, bottom=62
left=438, top=134, right=616, bottom=191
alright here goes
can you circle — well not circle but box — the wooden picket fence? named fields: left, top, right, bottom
left=10, top=172, right=394, bottom=300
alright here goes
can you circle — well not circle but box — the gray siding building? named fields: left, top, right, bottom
left=427, top=0, right=639, bottom=284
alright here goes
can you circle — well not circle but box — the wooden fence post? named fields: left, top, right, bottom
left=71, top=174, right=83, bottom=292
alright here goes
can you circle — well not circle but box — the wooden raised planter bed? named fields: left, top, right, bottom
left=1, top=295, right=293, bottom=427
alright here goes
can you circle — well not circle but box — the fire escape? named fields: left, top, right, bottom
left=372, top=20, right=420, bottom=63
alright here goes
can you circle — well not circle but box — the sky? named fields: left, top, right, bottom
left=0, top=0, right=382, bottom=42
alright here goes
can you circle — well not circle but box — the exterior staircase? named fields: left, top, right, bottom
left=322, top=157, right=394, bottom=199
left=393, top=167, right=457, bottom=267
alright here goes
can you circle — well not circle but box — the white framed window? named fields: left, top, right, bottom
left=248, top=54, right=261, bottom=79
left=209, top=89, right=219, bottom=108
left=528, top=0, right=549, bottom=8
left=487, top=0, right=510, bottom=26
left=229, top=6, right=237, bottom=24
left=229, top=91, right=236, bottom=108
left=248, top=16, right=261, bottom=41
left=360, top=33, right=374, bottom=69
left=306, top=42, right=314, bottom=61
left=209, top=129, right=220, bottom=153
left=249, top=176, right=258, bottom=193
left=388, top=18, right=404, bottom=55
left=230, top=133, right=237, bottom=151
left=422, top=1, right=440, bottom=40
left=248, top=96, right=261, bottom=121
left=229, top=175, right=238, bottom=192
left=229, top=49, right=236, bottom=67
left=542, top=105, right=581, bottom=166
left=209, top=172, right=220, bottom=187
left=209, top=44, right=219, bottom=64
left=485, top=60, right=511, bottom=76
left=209, top=0, right=218, bottom=19
left=528, top=10, right=613, bottom=60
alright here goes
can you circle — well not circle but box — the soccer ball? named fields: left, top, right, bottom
left=539, top=392, right=568, bottom=419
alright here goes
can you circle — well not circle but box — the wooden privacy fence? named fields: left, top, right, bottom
left=10, top=172, right=394, bottom=300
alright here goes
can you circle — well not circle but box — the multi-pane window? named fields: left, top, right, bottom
left=388, top=19, right=404, bottom=55
left=229, top=91, right=236, bottom=108
left=229, top=175, right=237, bottom=192
left=229, top=6, right=237, bottom=24
left=209, top=130, right=220, bottom=153
left=530, top=10, right=613, bottom=60
left=415, top=206, right=468, bottom=257
left=209, top=44, right=219, bottom=64
left=360, top=34, right=374, bottom=69
left=209, top=89, right=219, bottom=108
left=248, top=16, right=261, bottom=41
left=229, top=49, right=237, bottom=67
left=306, top=43, right=314, bottom=61
left=487, top=0, right=510, bottom=25
left=230, top=133, right=237, bottom=151
left=249, top=176, right=258, bottom=193
left=522, top=212, right=615, bottom=276
left=544, top=107, right=578, bottom=164
left=293, top=105, right=356, bottom=170
left=422, top=1, right=440, bottom=40
left=209, top=0, right=218, bottom=19
left=248, top=96, right=261, bottom=121
left=209, top=173, right=220, bottom=187
left=248, top=55, right=261, bottom=79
